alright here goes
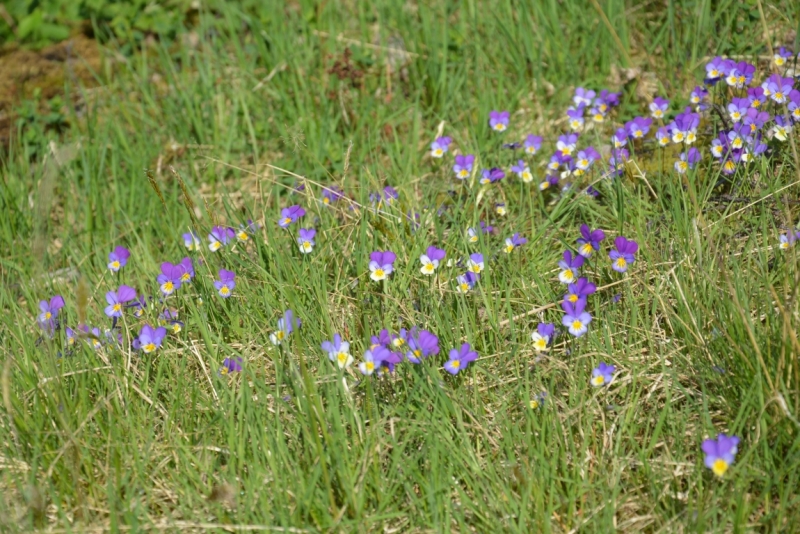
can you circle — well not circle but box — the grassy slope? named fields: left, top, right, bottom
left=1, top=0, right=800, bottom=531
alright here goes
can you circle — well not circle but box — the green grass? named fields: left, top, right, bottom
left=2, top=0, right=800, bottom=531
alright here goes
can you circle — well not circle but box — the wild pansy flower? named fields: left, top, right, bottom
left=127, top=294, right=149, bottom=318
left=511, top=160, right=533, bottom=183
left=626, top=117, right=653, bottom=139
left=159, top=308, right=184, bottom=334
left=539, top=174, right=559, bottom=191
left=611, top=128, right=628, bottom=148
left=787, top=92, right=800, bottom=121
left=321, top=184, right=344, bottom=205
left=214, top=269, right=236, bottom=298
left=591, top=362, right=615, bottom=386
left=608, top=148, right=629, bottom=177
left=467, top=222, right=493, bottom=243
left=321, top=334, right=353, bottom=369
left=564, top=277, right=597, bottom=303
left=566, top=107, right=585, bottom=131
left=269, top=309, right=300, bottom=346
left=453, top=154, right=475, bottom=179
left=444, top=343, right=478, bottom=374
left=236, top=219, right=260, bottom=242
left=359, top=345, right=389, bottom=375
left=467, top=253, right=484, bottom=274
left=742, top=108, right=770, bottom=135
left=649, top=97, right=669, bottom=119
left=702, top=433, right=740, bottom=477
left=655, top=127, right=670, bottom=147
left=572, top=147, right=600, bottom=176
left=609, top=236, right=639, bottom=273
left=531, top=323, right=555, bottom=352
left=65, top=326, right=77, bottom=347
left=79, top=324, right=103, bottom=350
left=558, top=250, right=584, bottom=284
left=158, top=262, right=184, bottom=296
left=405, top=329, right=440, bottom=363
left=674, top=148, right=702, bottom=174
left=556, top=133, right=579, bottom=157
left=725, top=61, right=755, bottom=88
left=589, top=106, right=605, bottom=123
left=135, top=324, right=167, bottom=353
left=183, top=231, right=201, bottom=250
left=480, top=168, right=505, bottom=184
left=594, top=89, right=620, bottom=110
left=763, top=74, right=794, bottom=104
left=219, top=357, right=243, bottom=375
left=38, top=295, right=65, bottom=334
left=562, top=298, right=592, bottom=337
left=420, top=246, right=445, bottom=275
left=529, top=392, right=548, bottom=410
left=495, top=203, right=507, bottom=216
left=779, top=231, right=799, bottom=249
left=489, top=110, right=510, bottom=132
left=430, top=136, right=452, bottom=158
left=669, top=110, right=700, bottom=145
left=504, top=233, right=527, bottom=253
left=728, top=98, right=749, bottom=123
left=297, top=228, right=316, bottom=254
left=746, top=87, right=764, bottom=109
left=179, top=257, right=194, bottom=283
left=586, top=186, right=600, bottom=198
left=704, top=56, right=727, bottom=82
left=369, top=250, right=396, bottom=281
left=456, top=271, right=479, bottom=293
left=108, top=246, right=130, bottom=272
left=208, top=226, right=235, bottom=252
left=577, top=224, right=605, bottom=258
left=573, top=87, right=595, bottom=107
left=524, top=134, right=542, bottom=155
left=772, top=115, right=793, bottom=142
left=774, top=46, right=793, bottom=67
left=278, top=205, right=306, bottom=228
left=104, top=285, right=136, bottom=318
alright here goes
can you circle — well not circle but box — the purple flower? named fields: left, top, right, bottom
left=725, top=61, right=755, bottom=88
left=504, top=233, right=527, bottom=253
left=466, top=221, right=493, bottom=243
left=704, top=56, right=728, bottom=82
left=108, top=246, right=130, bottom=272
left=669, top=110, right=700, bottom=145
left=577, top=224, right=605, bottom=258
left=444, top=343, right=478, bottom=374
left=321, top=185, right=344, bottom=206
left=420, top=246, right=445, bottom=275
left=746, top=87, right=765, bottom=109
left=104, top=285, right=137, bottom=318
left=136, top=324, right=167, bottom=353
left=278, top=205, right=306, bottom=228
left=573, top=147, right=601, bottom=174
left=626, top=116, right=653, bottom=139
left=573, top=87, right=595, bottom=107
left=219, top=357, right=243, bottom=375
left=702, top=433, right=740, bottom=477
left=270, top=309, right=301, bottom=345
left=558, top=250, right=584, bottom=284
left=611, top=128, right=628, bottom=148
left=674, top=147, right=702, bottom=174
left=489, top=110, right=510, bottom=132
left=79, top=324, right=103, bottom=350
left=742, top=108, right=770, bottom=134
left=774, top=46, right=793, bottom=67
left=453, top=154, right=475, bottom=180
left=322, top=333, right=352, bottom=369
left=557, top=133, right=579, bottom=156
left=297, top=228, right=317, bottom=254
left=38, top=295, right=65, bottom=334
left=406, top=329, right=440, bottom=363
left=179, top=257, right=194, bottom=284
left=787, top=91, right=800, bottom=122
left=607, top=148, right=629, bottom=177
left=158, top=308, right=184, bottom=334
left=369, top=250, right=396, bottom=281
left=480, top=167, right=505, bottom=184
left=762, top=73, right=794, bottom=104
left=564, top=277, right=597, bottom=303
left=609, top=236, right=638, bottom=273
left=208, top=226, right=235, bottom=252
left=524, top=134, right=542, bottom=155
left=567, top=107, right=585, bottom=131
left=510, top=160, right=533, bottom=183
left=595, top=89, right=620, bottom=109
left=235, top=219, right=261, bottom=243
left=562, top=298, right=592, bottom=337
left=183, top=231, right=201, bottom=250
left=456, top=271, right=479, bottom=293
left=157, top=262, right=184, bottom=296
left=467, top=253, right=484, bottom=274
left=214, top=269, right=236, bottom=298
left=591, top=362, right=615, bottom=386
left=359, top=345, right=389, bottom=375
left=431, top=136, right=452, bottom=158
left=531, top=322, right=555, bottom=352
left=649, top=97, right=669, bottom=119
left=779, top=231, right=800, bottom=249
left=728, top=98, right=749, bottom=123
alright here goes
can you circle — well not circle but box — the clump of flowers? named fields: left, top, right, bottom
left=702, top=433, right=740, bottom=477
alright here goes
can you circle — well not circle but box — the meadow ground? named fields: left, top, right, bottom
left=2, top=1, right=800, bottom=532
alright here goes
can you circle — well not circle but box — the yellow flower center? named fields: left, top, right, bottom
left=494, top=123, right=506, bottom=131
left=469, top=235, right=478, bottom=243
left=210, top=241, right=221, bottom=251
left=163, top=281, right=174, bottom=292
left=534, top=338, right=547, bottom=351
left=433, top=148, right=443, bottom=156
left=238, top=231, right=249, bottom=241
left=615, top=257, right=627, bottom=269
left=413, top=350, right=421, bottom=358
left=220, top=286, right=230, bottom=296
left=470, top=265, right=481, bottom=274
left=337, top=352, right=348, bottom=364
left=451, top=360, right=461, bottom=369
left=571, top=320, right=583, bottom=330
left=276, top=331, right=285, bottom=341
left=775, top=92, right=784, bottom=101
left=568, top=294, right=578, bottom=303
left=712, top=459, right=729, bottom=477
left=44, top=312, right=52, bottom=320
left=172, top=324, right=182, bottom=333
left=113, top=304, right=122, bottom=312
left=562, top=270, right=574, bottom=282
left=143, top=343, right=156, bottom=353
left=581, top=243, right=593, bottom=256
left=592, top=375, right=605, bottom=386
left=374, top=268, right=385, bottom=278
left=111, top=261, right=120, bottom=270
left=220, top=367, right=229, bottom=375
left=530, top=400, right=540, bottom=409
left=458, top=170, right=468, bottom=178
left=301, top=241, right=312, bottom=251
left=365, top=361, right=375, bottom=372
left=283, top=217, right=292, bottom=225
left=423, top=263, right=435, bottom=273
left=506, top=245, right=515, bottom=253
left=182, top=273, right=191, bottom=282
left=460, top=283, right=470, bottom=292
